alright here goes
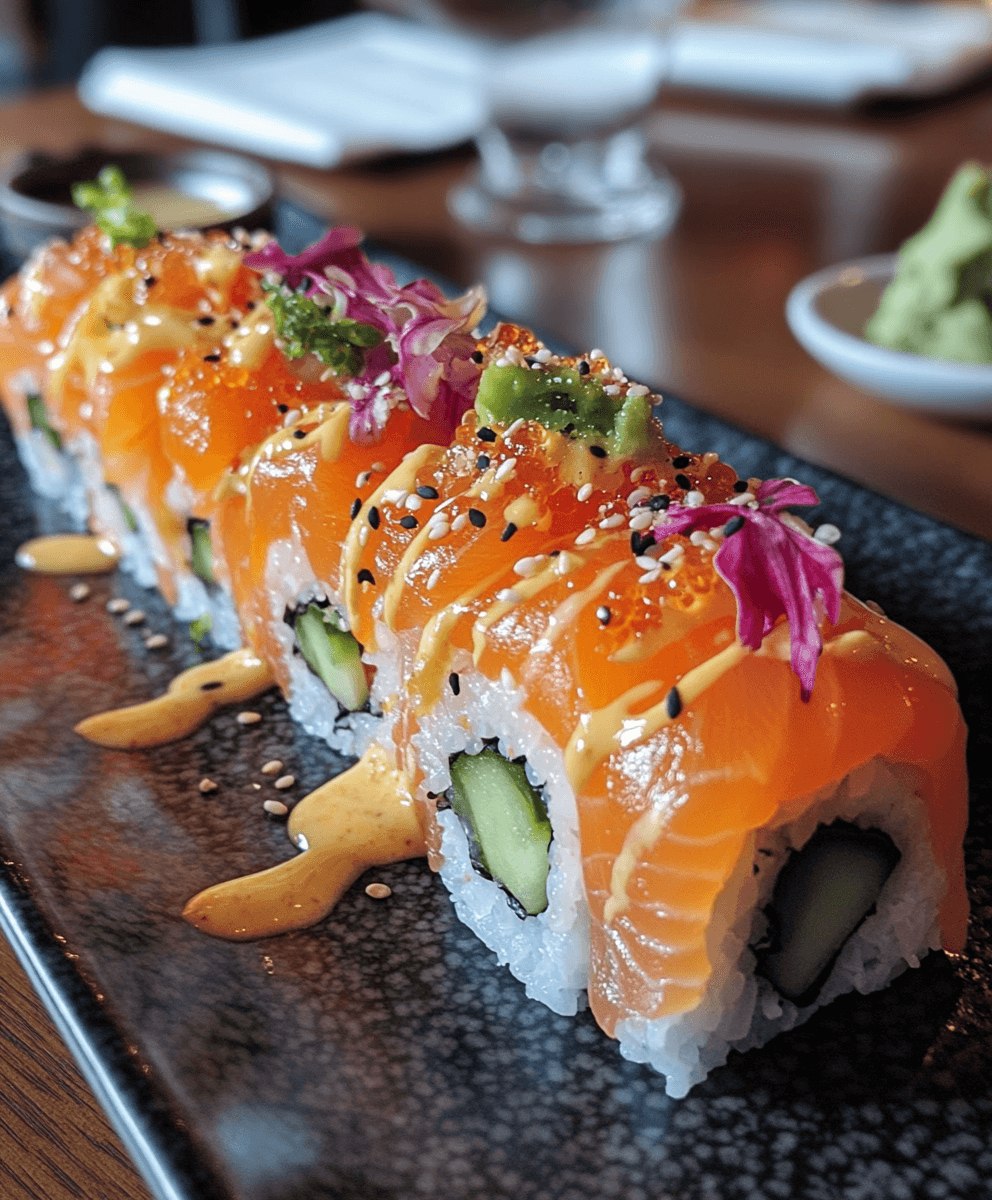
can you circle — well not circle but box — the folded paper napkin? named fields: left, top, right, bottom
left=78, top=4, right=992, bottom=169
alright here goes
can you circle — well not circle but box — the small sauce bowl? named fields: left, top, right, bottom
left=786, top=254, right=992, bottom=418
left=0, top=148, right=274, bottom=263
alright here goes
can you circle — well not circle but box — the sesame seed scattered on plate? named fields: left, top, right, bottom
left=263, top=799, right=289, bottom=816
left=123, top=609, right=146, bottom=626
left=106, top=597, right=130, bottom=614
left=69, top=583, right=90, bottom=602
left=144, top=633, right=169, bottom=650
left=274, top=774, right=295, bottom=790
left=261, top=759, right=283, bottom=775
left=365, top=883, right=392, bottom=900
left=199, top=778, right=218, bottom=793
left=237, top=711, right=262, bottom=725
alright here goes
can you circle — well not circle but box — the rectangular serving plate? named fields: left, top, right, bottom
left=2, top=210, right=992, bottom=1200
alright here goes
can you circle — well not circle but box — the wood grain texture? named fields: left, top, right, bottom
left=0, top=934, right=152, bottom=1200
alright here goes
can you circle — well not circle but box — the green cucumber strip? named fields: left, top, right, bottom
left=26, top=393, right=62, bottom=451
left=106, top=483, right=138, bottom=532
left=759, top=822, right=901, bottom=1004
left=189, top=613, right=212, bottom=646
left=295, top=604, right=369, bottom=712
left=449, top=748, right=552, bottom=916
left=189, top=521, right=215, bottom=584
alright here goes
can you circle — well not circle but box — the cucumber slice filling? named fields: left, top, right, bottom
left=448, top=746, right=552, bottom=918
left=756, top=820, right=901, bottom=1006
left=294, top=603, right=369, bottom=712
left=188, top=519, right=215, bottom=585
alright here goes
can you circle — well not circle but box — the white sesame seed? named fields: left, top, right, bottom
left=635, top=555, right=659, bottom=570
left=603, top=384, right=621, bottom=396
left=383, top=488, right=408, bottom=505
left=374, top=371, right=391, bottom=386
left=589, top=348, right=604, bottom=360
left=106, top=597, right=130, bottom=615
left=371, top=462, right=386, bottom=473
left=237, top=711, right=262, bottom=725
left=365, top=883, right=392, bottom=899
left=355, top=471, right=371, bottom=488
left=274, top=774, right=295, bottom=789
left=629, top=510, right=654, bottom=532
left=630, top=467, right=645, bottom=483
left=534, top=347, right=552, bottom=363
left=689, top=530, right=710, bottom=546
left=626, top=383, right=650, bottom=398
left=575, top=528, right=596, bottom=545
left=199, top=778, right=218, bottom=794
left=814, top=523, right=842, bottom=545
left=683, top=490, right=705, bottom=507
left=261, top=760, right=283, bottom=775
left=728, top=492, right=755, bottom=506
left=123, top=609, right=146, bottom=626
left=505, top=417, right=525, bottom=436
left=405, top=494, right=422, bottom=510
left=494, top=458, right=517, bottom=482
left=599, top=513, right=625, bottom=529
left=427, top=568, right=441, bottom=590
left=556, top=552, right=579, bottom=574
left=514, top=556, right=539, bottom=577
left=263, top=799, right=289, bottom=815
left=428, top=523, right=449, bottom=540
left=659, top=546, right=684, bottom=565
left=577, top=483, right=593, bottom=502
left=496, top=588, right=520, bottom=604
left=144, top=633, right=169, bottom=650
left=452, top=512, right=469, bottom=532
left=69, top=583, right=90, bottom=602
left=627, top=487, right=651, bottom=507
left=494, top=356, right=511, bottom=368
left=639, top=568, right=663, bottom=585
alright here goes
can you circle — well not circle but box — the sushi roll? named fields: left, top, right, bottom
left=1, top=205, right=969, bottom=1099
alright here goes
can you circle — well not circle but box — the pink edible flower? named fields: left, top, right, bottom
left=653, top=478, right=843, bottom=700
left=244, top=229, right=486, bottom=443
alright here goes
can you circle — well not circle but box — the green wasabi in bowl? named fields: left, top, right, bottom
left=866, top=162, right=992, bottom=363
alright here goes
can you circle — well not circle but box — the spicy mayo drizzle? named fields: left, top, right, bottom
left=74, top=648, right=275, bottom=749
left=15, top=533, right=119, bottom=574
left=181, top=744, right=426, bottom=939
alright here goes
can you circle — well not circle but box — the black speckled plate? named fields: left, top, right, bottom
left=3, top=208, right=992, bottom=1200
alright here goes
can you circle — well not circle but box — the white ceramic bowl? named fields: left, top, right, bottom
left=785, top=253, right=992, bottom=416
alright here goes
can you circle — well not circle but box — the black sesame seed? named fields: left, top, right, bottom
left=426, top=791, right=438, bottom=800
left=200, top=681, right=224, bottom=691
left=476, top=454, right=490, bottom=470
left=589, top=445, right=607, bottom=458
left=400, top=514, right=418, bottom=529
left=144, top=276, right=156, bottom=286
left=416, top=485, right=439, bottom=499
left=471, top=350, right=484, bottom=363
left=675, top=473, right=691, bottom=490
left=197, top=316, right=215, bottom=326
left=724, top=515, right=746, bottom=536
left=350, top=498, right=361, bottom=519
left=562, top=423, right=576, bottom=435
left=449, top=672, right=461, bottom=696
left=230, top=320, right=239, bottom=329
left=524, top=355, right=537, bottom=366
left=293, top=429, right=306, bottom=439
left=733, top=479, right=749, bottom=493
left=672, top=455, right=691, bottom=469
left=500, top=522, right=518, bottom=542
left=246, top=301, right=256, bottom=310
left=596, top=605, right=611, bottom=625
left=549, top=549, right=561, bottom=557
left=631, top=531, right=654, bottom=556
left=357, top=568, right=375, bottom=585
left=277, top=404, right=289, bottom=413
left=368, top=506, right=380, bottom=529
left=202, top=353, right=220, bottom=362
left=478, top=427, right=497, bottom=442
left=648, top=494, right=670, bottom=511
left=665, top=686, right=682, bottom=719
left=468, top=508, right=486, bottom=528
left=578, top=360, right=590, bottom=375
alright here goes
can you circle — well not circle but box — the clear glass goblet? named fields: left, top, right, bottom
left=384, top=0, right=685, bottom=244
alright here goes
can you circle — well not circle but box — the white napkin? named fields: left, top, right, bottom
left=77, top=4, right=992, bottom=169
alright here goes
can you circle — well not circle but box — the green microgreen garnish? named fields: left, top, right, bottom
left=71, top=166, right=157, bottom=249
left=261, top=282, right=384, bottom=376
left=189, top=613, right=213, bottom=646
left=26, top=392, right=62, bottom=451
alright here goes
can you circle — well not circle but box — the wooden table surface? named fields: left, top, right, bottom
left=1, top=74, right=991, bottom=1200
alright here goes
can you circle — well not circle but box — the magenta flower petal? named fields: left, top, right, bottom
left=243, top=226, right=364, bottom=287
left=653, top=480, right=843, bottom=699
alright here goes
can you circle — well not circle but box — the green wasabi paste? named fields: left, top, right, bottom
left=475, top=363, right=651, bottom=456
left=865, top=162, right=992, bottom=363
